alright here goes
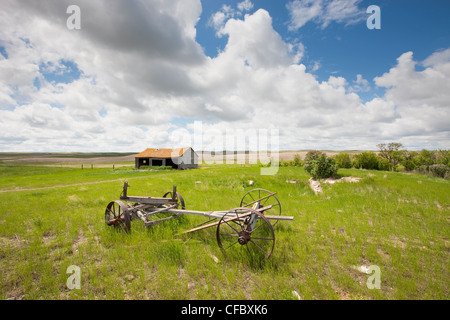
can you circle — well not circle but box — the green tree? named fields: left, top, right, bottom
left=353, top=152, right=379, bottom=170
left=292, top=154, right=303, bottom=167
left=377, top=142, right=405, bottom=170
left=334, top=153, right=352, bottom=169
left=435, top=150, right=450, bottom=166
left=378, top=158, right=393, bottom=171
left=304, top=151, right=338, bottom=180
left=401, top=151, right=418, bottom=171
left=414, top=149, right=435, bottom=167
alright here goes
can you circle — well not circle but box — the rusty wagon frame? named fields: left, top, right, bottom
left=105, top=182, right=293, bottom=258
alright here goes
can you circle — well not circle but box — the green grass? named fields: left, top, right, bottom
left=0, top=165, right=172, bottom=190
left=0, top=163, right=448, bottom=299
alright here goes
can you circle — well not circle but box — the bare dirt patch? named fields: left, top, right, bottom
left=72, top=230, right=87, bottom=254
left=323, top=177, right=362, bottom=184
left=0, top=234, right=28, bottom=249
left=388, top=235, right=407, bottom=249
left=308, top=176, right=362, bottom=194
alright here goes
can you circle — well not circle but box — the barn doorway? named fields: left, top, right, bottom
left=166, top=158, right=177, bottom=169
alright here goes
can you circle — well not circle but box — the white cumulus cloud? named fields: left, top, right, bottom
left=287, top=0, right=366, bottom=30
left=0, top=0, right=448, bottom=152
left=238, top=0, right=254, bottom=12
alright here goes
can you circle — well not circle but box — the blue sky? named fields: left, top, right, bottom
left=197, top=0, right=450, bottom=100
left=0, top=0, right=449, bottom=152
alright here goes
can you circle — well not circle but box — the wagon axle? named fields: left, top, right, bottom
left=106, top=217, right=124, bottom=226
left=238, top=230, right=251, bottom=245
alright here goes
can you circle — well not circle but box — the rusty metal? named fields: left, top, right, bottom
left=104, top=182, right=292, bottom=259
left=105, top=200, right=131, bottom=232
left=216, top=208, right=275, bottom=258
left=179, top=205, right=272, bottom=235
left=240, top=188, right=281, bottom=225
left=162, top=187, right=185, bottom=210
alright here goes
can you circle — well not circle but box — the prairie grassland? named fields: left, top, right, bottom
left=0, top=163, right=448, bottom=300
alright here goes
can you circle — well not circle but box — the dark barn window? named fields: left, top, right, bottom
left=166, top=158, right=176, bottom=168
left=138, top=158, right=149, bottom=168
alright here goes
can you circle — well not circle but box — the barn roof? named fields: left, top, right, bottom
left=135, top=147, right=190, bottom=159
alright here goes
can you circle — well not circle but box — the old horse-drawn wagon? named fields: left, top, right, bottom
left=105, top=182, right=293, bottom=258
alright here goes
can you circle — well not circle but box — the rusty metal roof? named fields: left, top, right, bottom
left=135, top=147, right=190, bottom=158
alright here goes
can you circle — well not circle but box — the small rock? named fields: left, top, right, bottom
left=125, top=275, right=135, bottom=281
left=309, top=178, right=322, bottom=194
left=353, top=265, right=370, bottom=274
left=292, top=290, right=302, bottom=300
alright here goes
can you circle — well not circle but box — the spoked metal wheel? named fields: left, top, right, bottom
left=162, top=191, right=186, bottom=210
left=105, top=200, right=131, bottom=232
left=216, top=207, right=275, bottom=259
left=240, top=188, right=281, bottom=225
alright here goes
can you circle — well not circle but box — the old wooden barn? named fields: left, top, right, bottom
left=135, top=147, right=198, bottom=170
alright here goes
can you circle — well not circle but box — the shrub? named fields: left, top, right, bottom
left=416, top=165, right=429, bottom=174
left=138, top=165, right=173, bottom=170
left=401, top=159, right=416, bottom=171
left=304, top=150, right=321, bottom=162
left=292, top=154, right=303, bottom=167
left=378, top=158, right=393, bottom=171
left=435, top=150, right=450, bottom=166
left=281, top=154, right=304, bottom=167
left=334, top=153, right=352, bottom=169
left=280, top=161, right=291, bottom=167
left=414, top=149, right=436, bottom=167
left=304, top=151, right=338, bottom=180
left=401, top=151, right=418, bottom=171
left=353, top=152, right=379, bottom=170
left=428, top=164, right=450, bottom=179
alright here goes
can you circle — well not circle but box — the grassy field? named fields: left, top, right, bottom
left=0, top=161, right=448, bottom=300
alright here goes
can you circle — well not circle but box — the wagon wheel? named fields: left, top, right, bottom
left=105, top=200, right=131, bottom=232
left=162, top=191, right=186, bottom=210
left=240, top=188, right=281, bottom=225
left=216, top=207, right=275, bottom=259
